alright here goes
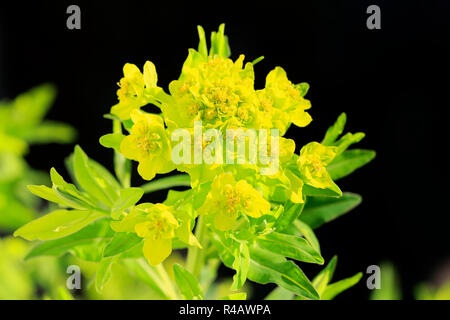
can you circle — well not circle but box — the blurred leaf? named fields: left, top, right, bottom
left=0, top=152, right=26, bottom=183
left=265, top=286, right=295, bottom=300
left=219, top=293, right=247, bottom=300
left=370, top=262, right=402, bottom=300
left=10, top=83, right=56, bottom=127
left=122, top=259, right=176, bottom=299
left=19, top=121, right=76, bottom=144
left=95, top=257, right=115, bottom=293
left=53, top=286, right=74, bottom=300
left=0, top=132, right=28, bottom=155
left=173, top=264, right=204, bottom=300
left=301, top=193, right=362, bottom=229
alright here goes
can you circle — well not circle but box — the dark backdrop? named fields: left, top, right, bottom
left=0, top=0, right=449, bottom=300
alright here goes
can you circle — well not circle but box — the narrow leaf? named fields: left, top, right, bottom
left=301, top=193, right=362, bottom=229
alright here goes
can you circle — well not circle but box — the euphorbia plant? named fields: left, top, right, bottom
left=14, top=24, right=375, bottom=300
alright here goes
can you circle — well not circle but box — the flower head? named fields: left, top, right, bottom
left=258, top=67, right=312, bottom=134
left=297, top=142, right=337, bottom=190
left=111, top=61, right=161, bottom=120
left=111, top=203, right=179, bottom=265
left=120, top=110, right=174, bottom=180
left=163, top=54, right=259, bottom=131
left=199, top=173, right=270, bottom=231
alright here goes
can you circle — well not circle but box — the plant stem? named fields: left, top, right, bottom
left=140, top=174, right=191, bottom=194
left=113, top=120, right=131, bottom=188
left=155, top=264, right=179, bottom=300
left=186, top=215, right=208, bottom=280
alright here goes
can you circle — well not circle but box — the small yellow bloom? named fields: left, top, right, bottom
left=297, top=142, right=337, bottom=190
left=263, top=67, right=312, bottom=131
left=111, top=203, right=179, bottom=266
left=199, top=173, right=270, bottom=231
left=120, top=110, right=174, bottom=181
left=111, top=61, right=160, bottom=120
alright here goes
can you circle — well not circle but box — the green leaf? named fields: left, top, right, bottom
left=73, top=145, right=118, bottom=207
left=334, top=132, right=365, bottom=155
left=173, top=264, right=203, bottom=300
left=111, top=187, right=144, bottom=219
left=291, top=220, right=321, bottom=253
left=302, top=184, right=342, bottom=198
left=14, top=210, right=105, bottom=240
left=197, top=25, right=208, bottom=58
left=265, top=286, right=295, bottom=300
left=99, top=133, right=125, bottom=153
left=256, top=232, right=323, bottom=265
left=321, top=272, right=362, bottom=300
left=274, top=203, right=304, bottom=232
left=219, top=293, right=247, bottom=300
left=322, top=113, right=347, bottom=146
left=210, top=233, right=319, bottom=300
left=231, top=242, right=250, bottom=290
left=103, top=232, right=142, bottom=258
left=312, top=256, right=338, bottom=296
left=50, top=167, right=99, bottom=211
left=27, top=185, right=69, bottom=207
left=327, top=149, right=376, bottom=181
left=25, top=218, right=113, bottom=260
left=301, top=192, right=362, bottom=229
left=95, top=257, right=115, bottom=293
left=248, top=243, right=319, bottom=300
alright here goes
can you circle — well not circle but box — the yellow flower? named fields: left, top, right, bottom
left=297, top=142, right=337, bottom=190
left=111, top=203, right=178, bottom=265
left=120, top=110, right=174, bottom=181
left=199, top=173, right=270, bottom=231
left=111, top=61, right=161, bottom=120
left=262, top=67, right=312, bottom=132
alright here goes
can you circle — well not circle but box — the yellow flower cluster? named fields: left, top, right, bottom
left=103, top=25, right=341, bottom=262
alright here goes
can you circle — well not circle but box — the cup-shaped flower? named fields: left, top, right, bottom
left=120, top=110, right=174, bottom=181
left=297, top=142, right=338, bottom=190
left=199, top=173, right=270, bottom=231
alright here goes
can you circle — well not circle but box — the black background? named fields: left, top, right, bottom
left=0, top=0, right=449, bottom=300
